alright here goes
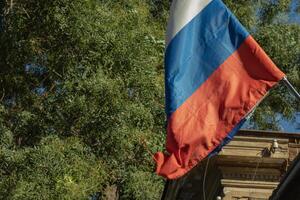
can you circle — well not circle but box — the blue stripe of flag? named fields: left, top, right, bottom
left=165, top=0, right=249, bottom=116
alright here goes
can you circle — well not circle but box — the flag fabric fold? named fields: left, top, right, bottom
left=155, top=0, right=285, bottom=179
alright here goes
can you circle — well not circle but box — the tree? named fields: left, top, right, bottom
left=0, top=0, right=166, bottom=199
left=0, top=0, right=299, bottom=199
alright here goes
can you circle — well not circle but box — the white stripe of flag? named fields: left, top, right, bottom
left=166, top=0, right=213, bottom=46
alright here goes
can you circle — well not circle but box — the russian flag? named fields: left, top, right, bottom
left=155, top=0, right=285, bottom=179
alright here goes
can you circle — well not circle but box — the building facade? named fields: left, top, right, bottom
left=162, top=130, right=300, bottom=200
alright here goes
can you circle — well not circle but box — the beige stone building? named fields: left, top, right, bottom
left=162, top=129, right=300, bottom=200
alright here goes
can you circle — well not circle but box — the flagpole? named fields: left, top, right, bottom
left=282, top=77, right=300, bottom=101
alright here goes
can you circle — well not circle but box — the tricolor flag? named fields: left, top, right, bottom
left=155, top=0, right=285, bottom=179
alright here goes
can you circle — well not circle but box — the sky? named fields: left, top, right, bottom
left=280, top=113, right=300, bottom=132
left=289, top=0, right=300, bottom=23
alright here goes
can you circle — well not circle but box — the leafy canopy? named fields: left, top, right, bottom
left=0, top=0, right=299, bottom=199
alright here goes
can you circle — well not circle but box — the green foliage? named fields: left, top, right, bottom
left=122, top=168, right=163, bottom=200
left=0, top=136, right=107, bottom=200
left=259, top=0, right=291, bottom=25
left=0, top=0, right=299, bottom=199
left=1, top=0, right=166, bottom=199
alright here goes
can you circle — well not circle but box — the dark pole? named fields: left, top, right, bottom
left=160, top=180, right=170, bottom=200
